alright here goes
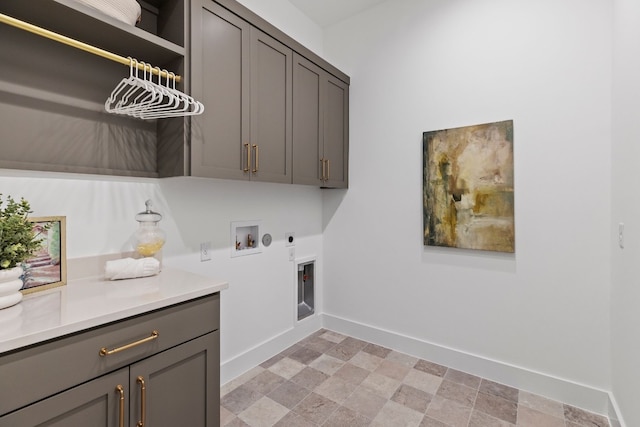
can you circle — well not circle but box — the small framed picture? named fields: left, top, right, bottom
left=22, top=216, right=67, bottom=294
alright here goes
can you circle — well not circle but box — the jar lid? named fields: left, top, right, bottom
left=136, top=199, right=162, bottom=223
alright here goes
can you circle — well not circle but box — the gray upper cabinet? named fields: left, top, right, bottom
left=250, top=30, right=293, bottom=183
left=293, top=54, right=349, bottom=188
left=292, top=54, right=323, bottom=186
left=191, top=0, right=292, bottom=183
left=323, top=75, right=349, bottom=188
left=191, top=0, right=250, bottom=180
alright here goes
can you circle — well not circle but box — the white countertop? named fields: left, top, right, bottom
left=0, top=268, right=228, bottom=354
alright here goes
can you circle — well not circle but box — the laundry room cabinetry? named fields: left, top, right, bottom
left=190, top=0, right=292, bottom=183
left=0, top=294, right=220, bottom=427
left=0, top=0, right=349, bottom=186
left=0, top=0, right=187, bottom=178
left=292, top=54, right=349, bottom=188
left=188, top=0, right=349, bottom=187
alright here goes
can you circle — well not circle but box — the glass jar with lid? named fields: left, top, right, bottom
left=134, top=200, right=165, bottom=257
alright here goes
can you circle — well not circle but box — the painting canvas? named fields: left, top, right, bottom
left=423, top=120, right=515, bottom=253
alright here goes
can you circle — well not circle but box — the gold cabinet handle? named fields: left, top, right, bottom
left=116, top=385, right=125, bottom=427
left=320, top=159, right=325, bottom=181
left=325, top=159, right=330, bottom=181
left=252, top=144, right=259, bottom=173
left=99, top=331, right=159, bottom=357
left=137, top=376, right=146, bottom=427
left=243, top=143, right=251, bottom=172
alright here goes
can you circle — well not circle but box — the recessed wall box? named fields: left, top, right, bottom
left=231, top=220, right=262, bottom=257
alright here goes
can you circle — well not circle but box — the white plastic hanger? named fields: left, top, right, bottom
left=138, top=70, right=204, bottom=119
left=105, top=57, right=204, bottom=119
left=131, top=67, right=180, bottom=118
left=116, top=62, right=160, bottom=114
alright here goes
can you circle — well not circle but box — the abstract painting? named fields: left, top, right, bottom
left=423, top=120, right=515, bottom=253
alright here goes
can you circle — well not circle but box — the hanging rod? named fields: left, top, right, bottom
left=0, top=12, right=181, bottom=83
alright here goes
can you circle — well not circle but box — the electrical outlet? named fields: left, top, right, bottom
left=200, top=242, right=212, bottom=262
left=289, top=247, right=295, bottom=261
left=285, top=232, right=295, bottom=247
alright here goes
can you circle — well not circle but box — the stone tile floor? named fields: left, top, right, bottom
left=220, top=329, right=611, bottom=427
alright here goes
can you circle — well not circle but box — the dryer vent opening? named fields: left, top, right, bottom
left=297, top=261, right=315, bottom=321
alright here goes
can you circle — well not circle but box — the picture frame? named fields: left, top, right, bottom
left=423, top=120, right=515, bottom=253
left=22, top=216, right=67, bottom=294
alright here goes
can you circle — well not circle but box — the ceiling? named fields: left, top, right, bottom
left=287, top=0, right=387, bottom=28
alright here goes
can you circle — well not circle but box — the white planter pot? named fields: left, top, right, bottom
left=0, top=266, right=24, bottom=310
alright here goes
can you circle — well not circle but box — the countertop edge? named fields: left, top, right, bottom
left=0, top=269, right=228, bottom=355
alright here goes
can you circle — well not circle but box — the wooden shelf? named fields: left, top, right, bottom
left=0, top=0, right=187, bottom=178
left=0, top=0, right=184, bottom=67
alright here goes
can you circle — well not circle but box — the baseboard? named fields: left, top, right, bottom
left=323, top=313, right=615, bottom=420
left=220, top=314, right=322, bottom=385
left=607, top=392, right=625, bottom=427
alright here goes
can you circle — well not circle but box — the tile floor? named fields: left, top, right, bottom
left=220, top=329, right=611, bottom=427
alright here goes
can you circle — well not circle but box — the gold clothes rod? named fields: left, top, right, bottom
left=0, top=12, right=181, bottom=83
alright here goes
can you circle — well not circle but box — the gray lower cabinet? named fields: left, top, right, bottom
left=0, top=294, right=220, bottom=427
left=129, top=332, right=218, bottom=427
left=191, top=0, right=292, bottom=183
left=0, top=368, right=129, bottom=427
left=293, top=54, right=349, bottom=188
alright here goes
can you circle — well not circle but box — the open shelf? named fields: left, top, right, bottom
left=0, top=0, right=185, bottom=66
left=0, top=0, right=187, bottom=178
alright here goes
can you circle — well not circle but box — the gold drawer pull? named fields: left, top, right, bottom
left=243, top=143, right=251, bottom=172
left=137, top=376, right=147, bottom=427
left=252, top=144, right=259, bottom=173
left=99, top=331, right=159, bottom=356
left=116, top=385, right=125, bottom=427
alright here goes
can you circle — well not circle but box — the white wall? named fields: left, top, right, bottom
left=236, top=0, right=324, bottom=55
left=159, top=178, right=325, bottom=382
left=611, top=0, right=640, bottom=425
left=322, top=0, right=613, bottom=408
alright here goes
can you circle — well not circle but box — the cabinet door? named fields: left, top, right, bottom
left=0, top=368, right=128, bottom=427
left=292, top=53, right=324, bottom=186
left=130, top=332, right=219, bottom=427
left=293, top=54, right=349, bottom=188
left=323, top=74, right=349, bottom=188
left=250, top=29, right=292, bottom=183
left=192, top=0, right=250, bottom=180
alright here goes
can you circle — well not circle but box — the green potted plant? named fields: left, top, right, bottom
left=0, top=195, right=41, bottom=309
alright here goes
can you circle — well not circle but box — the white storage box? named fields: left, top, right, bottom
left=73, top=0, right=141, bottom=26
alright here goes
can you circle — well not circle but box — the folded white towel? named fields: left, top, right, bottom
left=105, top=257, right=160, bottom=280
